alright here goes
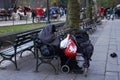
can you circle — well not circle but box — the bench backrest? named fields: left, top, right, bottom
left=15, top=30, right=41, bottom=47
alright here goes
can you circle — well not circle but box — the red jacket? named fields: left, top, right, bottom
left=35, top=8, right=43, bottom=16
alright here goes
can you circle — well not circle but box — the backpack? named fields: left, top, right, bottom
left=82, top=41, right=94, bottom=59
left=39, top=44, right=53, bottom=57
left=74, top=30, right=93, bottom=59
left=74, top=30, right=89, bottom=44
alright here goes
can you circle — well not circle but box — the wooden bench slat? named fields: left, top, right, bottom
left=0, top=41, right=34, bottom=56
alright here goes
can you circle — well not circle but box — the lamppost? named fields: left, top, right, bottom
left=85, top=0, right=87, bottom=7
left=46, top=0, right=50, bottom=23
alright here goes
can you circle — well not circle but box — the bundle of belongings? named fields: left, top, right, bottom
left=60, top=29, right=94, bottom=68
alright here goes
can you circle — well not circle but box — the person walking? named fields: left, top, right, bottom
left=109, top=7, right=114, bottom=20
left=31, top=9, right=36, bottom=23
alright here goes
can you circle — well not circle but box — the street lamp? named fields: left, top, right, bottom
left=85, top=0, right=87, bottom=7
left=46, top=0, right=50, bottom=23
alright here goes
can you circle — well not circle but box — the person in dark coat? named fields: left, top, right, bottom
left=37, top=24, right=83, bottom=74
left=31, top=9, right=36, bottom=23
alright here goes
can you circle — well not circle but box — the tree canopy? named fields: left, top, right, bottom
left=97, top=0, right=120, bottom=8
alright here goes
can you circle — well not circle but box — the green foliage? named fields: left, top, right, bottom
left=97, top=0, right=120, bottom=8
left=50, top=0, right=59, bottom=6
left=58, top=0, right=67, bottom=8
left=50, top=0, right=67, bottom=8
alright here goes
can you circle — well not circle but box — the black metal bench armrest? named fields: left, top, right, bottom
left=0, top=40, right=15, bottom=48
left=34, top=38, right=56, bottom=53
left=34, top=38, right=53, bottom=46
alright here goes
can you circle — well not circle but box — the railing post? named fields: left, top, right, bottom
left=46, top=0, right=50, bottom=24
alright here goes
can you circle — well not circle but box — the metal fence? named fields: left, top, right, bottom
left=0, top=12, right=63, bottom=26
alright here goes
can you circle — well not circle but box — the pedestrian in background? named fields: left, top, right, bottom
left=31, top=9, right=36, bottom=23
left=109, top=7, right=114, bottom=20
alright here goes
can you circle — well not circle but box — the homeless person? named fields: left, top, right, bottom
left=37, top=24, right=83, bottom=74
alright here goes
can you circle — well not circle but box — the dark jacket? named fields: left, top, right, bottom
left=37, top=24, right=60, bottom=47
left=31, top=9, right=36, bottom=17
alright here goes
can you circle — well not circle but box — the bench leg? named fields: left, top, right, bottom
left=11, top=59, right=19, bottom=71
left=20, top=47, right=36, bottom=58
left=0, top=54, right=19, bottom=70
left=0, top=59, right=7, bottom=70
left=34, top=48, right=39, bottom=72
left=35, top=62, right=42, bottom=72
left=35, top=58, right=58, bottom=74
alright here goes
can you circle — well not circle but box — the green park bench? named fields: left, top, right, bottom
left=0, top=29, right=41, bottom=70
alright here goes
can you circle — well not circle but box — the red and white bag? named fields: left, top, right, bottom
left=60, top=35, right=69, bottom=49
left=64, top=34, right=77, bottom=57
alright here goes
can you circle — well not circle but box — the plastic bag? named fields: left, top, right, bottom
left=60, top=35, right=69, bottom=49
left=64, top=34, right=77, bottom=57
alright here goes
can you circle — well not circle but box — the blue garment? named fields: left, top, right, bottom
left=109, top=8, right=114, bottom=15
left=50, top=6, right=60, bottom=14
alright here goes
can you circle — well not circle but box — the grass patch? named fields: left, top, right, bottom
left=0, top=23, right=45, bottom=33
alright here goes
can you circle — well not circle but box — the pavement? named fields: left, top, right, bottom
left=0, top=19, right=120, bottom=80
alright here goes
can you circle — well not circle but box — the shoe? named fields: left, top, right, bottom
left=110, top=52, right=117, bottom=58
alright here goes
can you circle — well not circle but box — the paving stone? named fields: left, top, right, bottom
left=116, top=41, right=120, bottom=51
left=45, top=73, right=76, bottom=80
left=108, top=49, right=117, bottom=55
left=94, top=45, right=108, bottom=54
left=106, top=62, right=120, bottom=72
left=115, top=50, right=120, bottom=65
left=108, top=50, right=120, bottom=65
left=89, top=61, right=106, bottom=75
left=109, top=39, right=117, bottom=45
left=95, top=39, right=109, bottom=46
left=75, top=74, right=105, bottom=80
left=92, top=51, right=107, bottom=61
left=0, top=70, right=13, bottom=80
left=109, top=45, right=117, bottom=51
left=105, top=72, right=119, bottom=80
left=8, top=72, right=49, bottom=80
left=107, top=52, right=118, bottom=65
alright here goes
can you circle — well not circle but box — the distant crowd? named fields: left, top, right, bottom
left=0, top=5, right=67, bottom=22
left=97, top=6, right=120, bottom=20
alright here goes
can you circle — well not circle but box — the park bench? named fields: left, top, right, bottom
left=0, top=29, right=41, bottom=70
left=80, top=18, right=97, bottom=34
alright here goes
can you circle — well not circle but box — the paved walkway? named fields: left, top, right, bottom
left=0, top=19, right=120, bottom=80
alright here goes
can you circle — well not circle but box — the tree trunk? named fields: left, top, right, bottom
left=86, top=0, right=93, bottom=20
left=66, top=0, right=80, bottom=34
